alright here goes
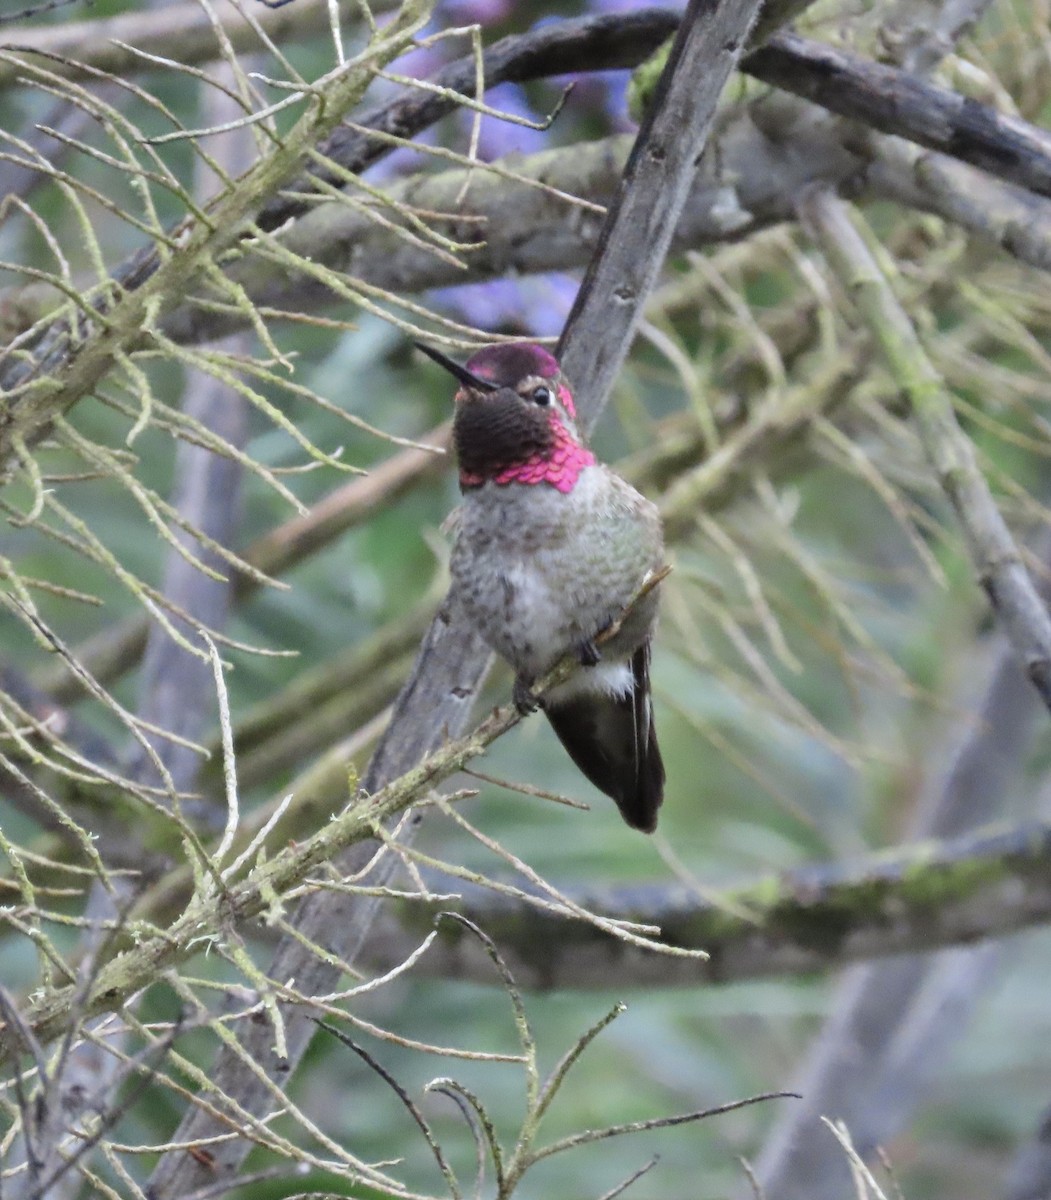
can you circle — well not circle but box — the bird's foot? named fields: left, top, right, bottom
left=577, top=637, right=602, bottom=667
left=513, top=675, right=541, bottom=715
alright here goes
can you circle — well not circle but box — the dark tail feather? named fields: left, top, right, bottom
left=544, top=643, right=664, bottom=833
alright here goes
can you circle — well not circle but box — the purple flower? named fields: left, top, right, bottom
left=465, top=82, right=552, bottom=160
left=394, top=34, right=448, bottom=83
left=585, top=0, right=685, bottom=10
left=442, top=0, right=515, bottom=21
left=431, top=273, right=578, bottom=338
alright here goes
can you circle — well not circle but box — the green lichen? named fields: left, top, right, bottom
left=626, top=36, right=673, bottom=123
left=898, top=846, right=1011, bottom=909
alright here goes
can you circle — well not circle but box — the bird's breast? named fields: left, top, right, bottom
left=450, top=468, right=662, bottom=679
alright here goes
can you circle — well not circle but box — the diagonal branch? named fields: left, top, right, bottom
left=9, top=571, right=666, bottom=1054
left=143, top=3, right=764, bottom=1195
left=801, top=189, right=1051, bottom=711
left=743, top=30, right=1051, bottom=202
left=557, top=0, right=762, bottom=426
left=0, top=1, right=429, bottom=467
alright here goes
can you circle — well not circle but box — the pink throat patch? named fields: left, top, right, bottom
left=557, top=382, right=577, bottom=419
left=460, top=414, right=595, bottom=494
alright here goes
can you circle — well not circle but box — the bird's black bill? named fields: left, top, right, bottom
left=414, top=342, right=500, bottom=392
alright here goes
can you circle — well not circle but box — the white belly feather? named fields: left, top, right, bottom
left=491, top=558, right=634, bottom=700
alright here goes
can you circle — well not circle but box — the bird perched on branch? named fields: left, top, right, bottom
left=417, top=340, right=666, bottom=832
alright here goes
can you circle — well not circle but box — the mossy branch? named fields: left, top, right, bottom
left=0, top=0, right=430, bottom=470
left=0, top=0, right=374, bottom=92
left=3, top=572, right=667, bottom=1058
left=365, top=818, right=1051, bottom=990
left=801, top=188, right=1051, bottom=711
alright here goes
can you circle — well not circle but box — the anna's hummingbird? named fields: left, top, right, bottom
left=417, top=341, right=666, bottom=832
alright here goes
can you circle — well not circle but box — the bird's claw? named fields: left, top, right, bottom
left=577, top=637, right=602, bottom=667
left=513, top=676, right=541, bottom=715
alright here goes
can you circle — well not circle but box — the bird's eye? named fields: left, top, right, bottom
left=531, top=385, right=551, bottom=406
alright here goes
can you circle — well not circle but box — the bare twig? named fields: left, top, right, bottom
left=317, top=1022, right=462, bottom=1198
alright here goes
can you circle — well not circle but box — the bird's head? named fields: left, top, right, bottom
left=416, top=341, right=594, bottom=493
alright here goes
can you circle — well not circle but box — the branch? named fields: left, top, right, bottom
left=158, top=113, right=840, bottom=346
left=800, top=189, right=1051, bottom=712
left=556, top=0, right=763, bottom=423
left=6, top=82, right=262, bottom=1200
left=0, top=0, right=810, bottom=101
left=358, top=818, right=1051, bottom=989
left=0, top=0, right=358, bottom=91
left=156, top=102, right=1051, bottom=352
left=144, top=4, right=762, bottom=1194
left=867, top=134, right=1051, bottom=274
left=630, top=23, right=1051, bottom=211
left=5, top=574, right=663, bottom=1055
left=263, top=6, right=681, bottom=238
left=0, top=1, right=429, bottom=466
left=742, top=30, right=1051, bottom=202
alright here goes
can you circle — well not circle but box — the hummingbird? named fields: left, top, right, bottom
left=417, top=340, right=666, bottom=832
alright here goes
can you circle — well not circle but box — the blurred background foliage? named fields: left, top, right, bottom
left=3, top=0, right=1051, bottom=1197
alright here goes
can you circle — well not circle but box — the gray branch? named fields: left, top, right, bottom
left=557, top=0, right=762, bottom=424
left=744, top=29, right=1051, bottom=201
left=756, top=629, right=1042, bottom=1199
left=157, top=108, right=1051, bottom=353
left=355, top=814, right=1051, bottom=988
